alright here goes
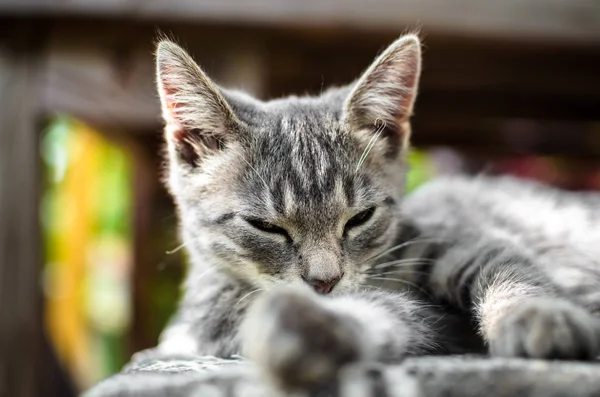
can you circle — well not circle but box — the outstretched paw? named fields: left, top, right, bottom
left=242, top=287, right=364, bottom=391
left=490, top=298, right=600, bottom=360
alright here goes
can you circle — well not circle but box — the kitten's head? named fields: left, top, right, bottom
left=156, top=34, right=421, bottom=294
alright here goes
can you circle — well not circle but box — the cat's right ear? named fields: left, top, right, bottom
left=156, top=41, right=240, bottom=167
left=343, top=34, right=421, bottom=157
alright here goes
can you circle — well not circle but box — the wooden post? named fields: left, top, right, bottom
left=129, top=140, right=161, bottom=355
left=0, top=20, right=46, bottom=397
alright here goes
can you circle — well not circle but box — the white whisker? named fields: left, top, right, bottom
left=166, top=242, right=186, bottom=255
left=368, top=276, right=431, bottom=297
left=214, top=138, right=269, bottom=192
left=371, top=269, right=430, bottom=277
left=368, top=258, right=434, bottom=271
left=234, top=288, right=264, bottom=309
left=363, top=237, right=447, bottom=264
left=355, top=119, right=386, bottom=172
left=192, top=264, right=223, bottom=284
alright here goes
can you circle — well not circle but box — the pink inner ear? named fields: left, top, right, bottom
left=162, top=89, right=179, bottom=112
left=159, top=64, right=184, bottom=112
left=164, top=96, right=176, bottom=113
left=159, top=81, right=188, bottom=135
left=159, top=85, right=186, bottom=142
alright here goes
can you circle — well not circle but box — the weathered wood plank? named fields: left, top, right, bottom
left=0, top=20, right=45, bottom=397
left=0, top=0, right=599, bottom=43
left=40, top=26, right=600, bottom=132
left=40, top=32, right=268, bottom=130
left=412, top=119, right=600, bottom=158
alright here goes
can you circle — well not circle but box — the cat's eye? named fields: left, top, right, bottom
left=246, top=219, right=290, bottom=239
left=344, top=207, right=376, bottom=234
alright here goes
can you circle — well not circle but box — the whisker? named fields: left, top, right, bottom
left=215, top=138, right=269, bottom=193
left=368, top=258, right=434, bottom=272
left=356, top=119, right=386, bottom=172
left=166, top=242, right=186, bottom=255
left=190, top=264, right=223, bottom=284
left=358, top=284, right=380, bottom=291
left=367, top=277, right=431, bottom=298
left=429, top=313, right=448, bottom=327
left=417, top=304, right=444, bottom=312
left=234, top=288, right=264, bottom=309
left=235, top=153, right=268, bottom=190
left=363, top=237, right=447, bottom=264
left=368, top=269, right=430, bottom=277
left=362, top=236, right=423, bottom=263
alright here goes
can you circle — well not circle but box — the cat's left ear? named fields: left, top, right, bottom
left=343, top=34, right=421, bottom=155
left=156, top=40, right=241, bottom=167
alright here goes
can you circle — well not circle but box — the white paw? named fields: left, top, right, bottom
left=242, top=287, right=364, bottom=391
left=490, top=298, right=600, bottom=360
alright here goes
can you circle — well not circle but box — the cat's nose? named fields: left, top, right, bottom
left=302, top=275, right=342, bottom=294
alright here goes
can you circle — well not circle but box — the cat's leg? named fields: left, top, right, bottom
left=434, top=241, right=600, bottom=360
left=156, top=275, right=254, bottom=358
left=241, top=286, right=441, bottom=391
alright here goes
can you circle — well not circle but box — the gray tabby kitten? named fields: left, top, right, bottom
left=155, top=34, right=600, bottom=391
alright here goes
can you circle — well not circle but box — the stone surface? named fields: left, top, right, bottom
left=85, top=352, right=600, bottom=397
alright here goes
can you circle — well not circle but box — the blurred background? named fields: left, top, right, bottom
left=0, top=1, right=598, bottom=396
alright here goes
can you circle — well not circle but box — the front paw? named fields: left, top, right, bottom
left=242, top=287, right=364, bottom=391
left=490, top=298, right=600, bottom=360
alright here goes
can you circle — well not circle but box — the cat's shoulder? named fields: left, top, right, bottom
left=408, top=174, right=555, bottom=200
left=403, top=174, right=573, bottom=219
